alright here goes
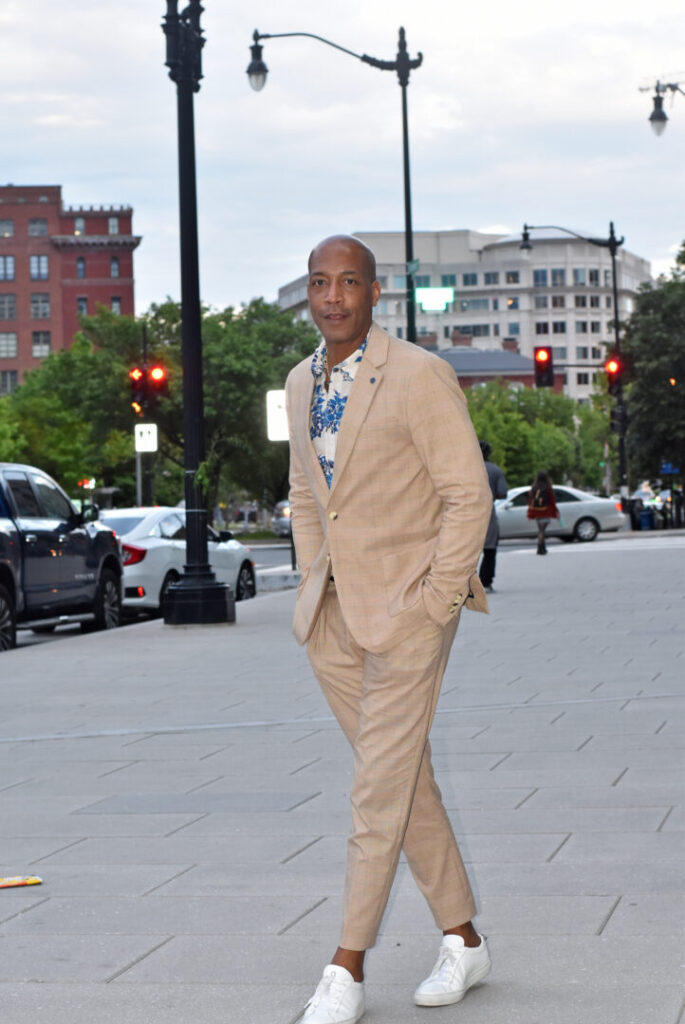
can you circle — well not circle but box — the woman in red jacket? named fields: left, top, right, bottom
left=527, top=471, right=559, bottom=554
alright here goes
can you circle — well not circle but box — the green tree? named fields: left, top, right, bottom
left=0, top=396, right=26, bottom=462
left=621, top=254, right=685, bottom=482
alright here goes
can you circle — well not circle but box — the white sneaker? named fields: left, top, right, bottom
left=301, top=965, right=365, bottom=1023
left=414, top=933, right=491, bottom=1006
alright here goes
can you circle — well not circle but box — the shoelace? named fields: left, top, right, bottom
left=431, top=944, right=463, bottom=980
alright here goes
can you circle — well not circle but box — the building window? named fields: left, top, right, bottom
left=553, top=346, right=567, bottom=360
left=533, top=269, right=548, bottom=286
left=30, top=293, right=51, bottom=318
left=462, top=273, right=477, bottom=286
left=605, top=295, right=612, bottom=308
left=534, top=295, right=549, bottom=309
left=441, top=274, right=456, bottom=287
left=492, top=298, right=499, bottom=310
left=0, top=255, right=15, bottom=281
left=415, top=274, right=430, bottom=287
left=460, top=298, right=489, bottom=311
left=576, top=372, right=590, bottom=385
left=575, top=321, right=588, bottom=334
left=493, top=324, right=499, bottom=336
left=0, top=294, right=16, bottom=319
left=29, top=255, right=49, bottom=280
left=0, top=370, right=18, bottom=394
left=77, top=297, right=88, bottom=316
left=551, top=295, right=565, bottom=309
left=443, top=326, right=451, bottom=339
left=484, top=272, right=499, bottom=285
left=589, top=269, right=599, bottom=285
left=32, top=331, right=51, bottom=358
left=552, top=321, right=566, bottom=334
left=111, top=297, right=122, bottom=315
left=574, top=295, right=587, bottom=308
left=74, top=216, right=85, bottom=235
left=393, top=274, right=406, bottom=289
left=76, top=257, right=86, bottom=279
left=591, top=347, right=602, bottom=359
left=376, top=276, right=387, bottom=287
left=576, top=346, right=589, bottom=359
left=590, top=295, right=600, bottom=308
left=604, top=270, right=611, bottom=287
left=377, top=300, right=387, bottom=315
left=508, top=322, right=520, bottom=335
left=108, top=216, right=119, bottom=235
left=505, top=270, right=519, bottom=284
left=459, top=324, right=490, bottom=337
left=0, top=332, right=18, bottom=358
left=507, top=296, right=519, bottom=310
left=551, top=268, right=566, bottom=286
left=28, top=218, right=48, bottom=237
left=535, top=322, right=549, bottom=335
left=573, top=268, right=586, bottom=285
left=396, top=326, right=403, bottom=338
left=590, top=321, right=601, bottom=333
left=0, top=219, right=13, bottom=238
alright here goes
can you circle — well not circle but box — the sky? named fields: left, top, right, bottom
left=3, top=0, right=685, bottom=314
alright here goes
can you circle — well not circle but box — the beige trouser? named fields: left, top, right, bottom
left=306, top=584, right=477, bottom=950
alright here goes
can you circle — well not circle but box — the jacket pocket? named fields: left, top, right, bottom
left=382, top=537, right=436, bottom=618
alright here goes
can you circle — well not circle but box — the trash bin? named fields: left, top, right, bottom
left=640, top=507, right=655, bottom=530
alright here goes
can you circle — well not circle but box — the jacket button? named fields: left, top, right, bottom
left=328, top=511, right=338, bottom=520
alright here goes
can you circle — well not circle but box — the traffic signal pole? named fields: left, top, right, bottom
left=607, top=224, right=629, bottom=505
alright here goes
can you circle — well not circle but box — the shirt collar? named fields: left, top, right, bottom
left=310, top=337, right=368, bottom=381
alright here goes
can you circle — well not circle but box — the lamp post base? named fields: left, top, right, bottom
left=163, top=579, right=235, bottom=625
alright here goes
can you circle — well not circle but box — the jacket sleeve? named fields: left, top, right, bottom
left=285, top=373, right=324, bottom=574
left=495, top=466, right=508, bottom=499
left=407, top=357, right=491, bottom=622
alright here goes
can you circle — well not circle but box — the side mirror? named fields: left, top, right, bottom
left=82, top=502, right=100, bottom=523
left=219, top=530, right=234, bottom=542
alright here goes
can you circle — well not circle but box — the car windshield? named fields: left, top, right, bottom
left=101, top=514, right=146, bottom=536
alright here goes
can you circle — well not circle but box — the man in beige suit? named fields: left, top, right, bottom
left=286, top=235, right=492, bottom=1024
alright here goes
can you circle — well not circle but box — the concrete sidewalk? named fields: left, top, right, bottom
left=1, top=534, right=684, bottom=1023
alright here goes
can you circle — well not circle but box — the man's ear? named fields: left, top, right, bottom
left=372, top=280, right=381, bottom=306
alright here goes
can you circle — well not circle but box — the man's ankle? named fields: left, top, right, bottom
left=331, top=946, right=365, bottom=982
left=443, top=921, right=481, bottom=948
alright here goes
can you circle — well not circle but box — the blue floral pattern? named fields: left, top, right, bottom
left=310, top=338, right=367, bottom=487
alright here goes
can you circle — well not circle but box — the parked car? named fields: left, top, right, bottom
left=495, top=485, right=626, bottom=542
left=271, top=499, right=292, bottom=537
left=99, top=507, right=256, bottom=615
left=0, top=463, right=122, bottom=650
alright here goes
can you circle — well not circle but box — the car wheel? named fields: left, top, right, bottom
left=89, top=568, right=121, bottom=630
left=159, top=571, right=180, bottom=614
left=236, top=562, right=256, bottom=601
left=0, top=584, right=16, bottom=651
left=574, top=517, right=599, bottom=542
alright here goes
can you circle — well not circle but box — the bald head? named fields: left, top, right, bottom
left=308, top=235, right=377, bottom=284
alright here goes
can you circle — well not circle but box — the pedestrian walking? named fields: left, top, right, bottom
left=526, top=471, right=559, bottom=554
left=478, top=441, right=508, bottom=593
left=285, top=234, right=492, bottom=1023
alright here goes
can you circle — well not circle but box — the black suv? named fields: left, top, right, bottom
left=0, top=463, right=122, bottom=650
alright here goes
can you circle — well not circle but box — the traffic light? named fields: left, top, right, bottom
left=604, top=354, right=623, bottom=396
left=129, top=366, right=146, bottom=415
left=610, top=407, right=627, bottom=435
left=534, top=346, right=554, bottom=388
left=148, top=364, right=168, bottom=398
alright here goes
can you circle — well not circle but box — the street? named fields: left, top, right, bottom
left=1, top=530, right=683, bottom=1023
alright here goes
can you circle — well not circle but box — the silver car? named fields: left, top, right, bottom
left=496, top=485, right=627, bottom=542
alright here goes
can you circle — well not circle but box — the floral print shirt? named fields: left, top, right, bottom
left=310, top=337, right=367, bottom=487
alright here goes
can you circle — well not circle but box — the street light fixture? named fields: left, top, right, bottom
left=161, top=0, right=233, bottom=626
left=247, top=27, right=423, bottom=345
left=640, top=80, right=685, bottom=136
left=520, top=222, right=629, bottom=504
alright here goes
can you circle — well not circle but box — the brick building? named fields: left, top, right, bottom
left=0, top=184, right=141, bottom=394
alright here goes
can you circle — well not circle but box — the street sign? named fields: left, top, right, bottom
left=266, top=389, right=288, bottom=441
left=660, top=461, right=681, bottom=475
left=134, top=423, right=158, bottom=453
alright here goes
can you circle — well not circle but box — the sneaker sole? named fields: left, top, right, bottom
left=413, top=960, right=491, bottom=1007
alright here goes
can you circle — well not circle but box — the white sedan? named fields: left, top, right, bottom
left=100, top=507, right=256, bottom=614
left=495, top=485, right=627, bottom=542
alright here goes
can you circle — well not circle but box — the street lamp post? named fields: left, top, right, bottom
left=247, top=27, right=422, bottom=344
left=520, top=222, right=629, bottom=503
left=161, top=0, right=233, bottom=625
left=641, top=80, right=685, bottom=136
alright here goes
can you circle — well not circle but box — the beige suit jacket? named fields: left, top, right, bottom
left=285, top=322, right=491, bottom=655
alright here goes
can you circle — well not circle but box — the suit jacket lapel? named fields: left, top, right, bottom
left=294, top=365, right=329, bottom=505
left=329, top=322, right=388, bottom=496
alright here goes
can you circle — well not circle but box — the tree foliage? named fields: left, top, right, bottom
left=621, top=254, right=685, bottom=482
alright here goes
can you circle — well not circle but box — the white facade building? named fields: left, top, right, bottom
left=277, top=228, right=652, bottom=401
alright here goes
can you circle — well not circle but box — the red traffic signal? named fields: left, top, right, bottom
left=534, top=346, right=554, bottom=388
left=604, top=354, right=623, bottom=396
left=148, top=365, right=167, bottom=386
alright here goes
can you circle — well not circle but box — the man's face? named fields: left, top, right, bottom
left=307, top=239, right=380, bottom=355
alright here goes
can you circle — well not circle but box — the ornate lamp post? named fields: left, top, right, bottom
left=641, top=80, right=685, bottom=136
left=247, top=27, right=422, bottom=344
left=520, top=222, right=629, bottom=504
left=161, top=0, right=233, bottom=625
